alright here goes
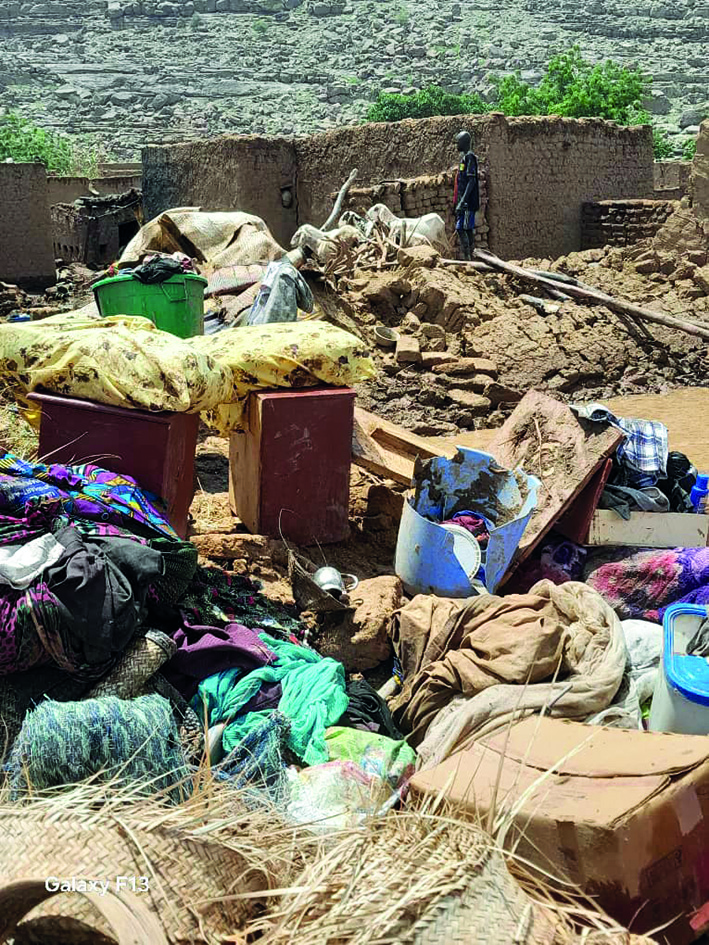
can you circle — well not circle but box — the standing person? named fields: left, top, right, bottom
left=453, top=130, right=480, bottom=261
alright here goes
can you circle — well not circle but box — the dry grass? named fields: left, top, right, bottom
left=0, top=403, right=39, bottom=461
left=0, top=762, right=658, bottom=945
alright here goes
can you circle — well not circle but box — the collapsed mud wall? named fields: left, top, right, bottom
left=142, top=113, right=653, bottom=258
left=581, top=199, right=676, bottom=249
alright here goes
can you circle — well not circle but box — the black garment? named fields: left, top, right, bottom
left=45, top=527, right=164, bottom=675
left=656, top=451, right=698, bottom=513
left=339, top=678, right=403, bottom=740
left=455, top=151, right=480, bottom=212
left=132, top=257, right=184, bottom=284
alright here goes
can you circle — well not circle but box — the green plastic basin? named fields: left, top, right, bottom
left=93, top=272, right=207, bottom=339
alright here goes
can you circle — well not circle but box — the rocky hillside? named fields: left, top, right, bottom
left=0, top=0, right=707, bottom=159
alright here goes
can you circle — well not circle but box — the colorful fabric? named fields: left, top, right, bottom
left=164, top=623, right=277, bottom=700
left=216, top=710, right=290, bottom=803
left=193, top=632, right=349, bottom=766
left=0, top=312, right=375, bottom=436
left=455, top=209, right=476, bottom=232
left=324, top=727, right=415, bottom=790
left=176, top=566, right=304, bottom=640
left=584, top=546, right=709, bottom=622
left=8, top=693, right=190, bottom=801
left=573, top=404, right=668, bottom=487
left=0, top=453, right=176, bottom=539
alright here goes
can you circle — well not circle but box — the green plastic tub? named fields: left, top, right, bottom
left=93, top=272, right=207, bottom=339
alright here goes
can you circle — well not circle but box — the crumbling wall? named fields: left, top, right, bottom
left=0, top=164, right=55, bottom=289
left=47, top=170, right=144, bottom=207
left=293, top=115, right=493, bottom=227
left=581, top=199, right=677, bottom=249
left=141, top=113, right=653, bottom=258
left=484, top=115, right=654, bottom=259
left=693, top=119, right=709, bottom=222
left=654, top=160, right=692, bottom=200
left=142, top=136, right=297, bottom=248
left=51, top=190, right=142, bottom=266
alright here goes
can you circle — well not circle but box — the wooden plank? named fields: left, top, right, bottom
left=352, top=407, right=454, bottom=484
left=486, top=391, right=624, bottom=577
left=588, top=510, right=709, bottom=548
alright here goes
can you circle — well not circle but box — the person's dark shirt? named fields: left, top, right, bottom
left=454, top=151, right=480, bottom=212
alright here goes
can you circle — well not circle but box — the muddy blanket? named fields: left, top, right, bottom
left=388, top=580, right=625, bottom=767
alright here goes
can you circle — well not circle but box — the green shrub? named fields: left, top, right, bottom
left=0, top=111, right=112, bottom=175
left=683, top=138, right=698, bottom=161
left=394, top=5, right=409, bottom=25
left=493, top=46, right=650, bottom=124
left=252, top=17, right=269, bottom=33
left=652, top=128, right=674, bottom=160
left=367, top=85, right=489, bottom=124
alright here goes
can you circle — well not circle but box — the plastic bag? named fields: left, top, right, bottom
left=246, top=258, right=314, bottom=326
left=285, top=761, right=393, bottom=832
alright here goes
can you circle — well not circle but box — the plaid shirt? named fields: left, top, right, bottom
left=573, top=404, right=668, bottom=487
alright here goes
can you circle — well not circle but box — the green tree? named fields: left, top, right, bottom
left=493, top=46, right=650, bottom=124
left=0, top=111, right=74, bottom=174
left=367, top=85, right=489, bottom=123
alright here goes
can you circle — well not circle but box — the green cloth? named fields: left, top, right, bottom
left=193, top=633, right=349, bottom=766
left=324, top=726, right=416, bottom=788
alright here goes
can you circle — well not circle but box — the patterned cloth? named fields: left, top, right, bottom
left=0, top=312, right=375, bottom=436
left=572, top=404, right=668, bottom=487
left=584, top=546, right=709, bottom=622
left=0, top=453, right=177, bottom=539
left=7, top=693, right=190, bottom=801
left=205, top=264, right=266, bottom=297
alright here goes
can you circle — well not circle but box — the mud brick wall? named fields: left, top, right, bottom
left=0, top=164, right=55, bottom=289
left=51, top=192, right=142, bottom=266
left=484, top=115, right=654, bottom=259
left=581, top=199, right=678, bottom=249
left=142, top=113, right=653, bottom=259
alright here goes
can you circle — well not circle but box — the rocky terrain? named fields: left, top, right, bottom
left=0, top=0, right=707, bottom=159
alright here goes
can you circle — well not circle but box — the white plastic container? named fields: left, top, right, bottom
left=649, top=603, right=709, bottom=735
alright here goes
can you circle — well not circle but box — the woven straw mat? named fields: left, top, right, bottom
left=0, top=810, right=265, bottom=944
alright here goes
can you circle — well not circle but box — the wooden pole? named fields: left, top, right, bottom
left=471, top=248, right=709, bottom=343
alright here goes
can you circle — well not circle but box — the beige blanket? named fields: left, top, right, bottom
left=388, top=580, right=626, bottom=768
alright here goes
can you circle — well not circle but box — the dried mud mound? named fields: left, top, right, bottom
left=345, top=246, right=709, bottom=435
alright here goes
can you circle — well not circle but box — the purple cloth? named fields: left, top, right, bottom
left=164, top=622, right=277, bottom=699
left=584, top=546, right=709, bottom=622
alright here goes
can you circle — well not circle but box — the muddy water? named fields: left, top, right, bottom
left=438, top=388, right=709, bottom=472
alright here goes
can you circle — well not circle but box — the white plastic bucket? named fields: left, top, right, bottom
left=649, top=603, right=709, bottom=735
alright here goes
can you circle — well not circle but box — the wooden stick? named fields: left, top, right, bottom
left=473, top=249, right=709, bottom=342
left=321, top=168, right=359, bottom=231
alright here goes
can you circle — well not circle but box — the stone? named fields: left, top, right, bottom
left=419, top=323, right=446, bottom=339
left=447, top=389, right=491, bottom=415
left=680, top=105, right=709, bottom=129
left=483, top=381, right=523, bottom=405
left=397, top=244, right=440, bottom=269
left=421, top=351, right=456, bottom=368
left=432, top=357, right=497, bottom=377
left=313, top=576, right=402, bottom=672
left=645, top=89, right=671, bottom=115
left=437, top=373, right=490, bottom=391
left=634, top=256, right=658, bottom=274
left=694, top=265, right=709, bottom=294
left=400, top=311, right=420, bottom=332
left=395, top=334, right=421, bottom=364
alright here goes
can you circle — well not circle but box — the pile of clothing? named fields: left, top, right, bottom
left=574, top=404, right=697, bottom=517
left=0, top=451, right=412, bottom=821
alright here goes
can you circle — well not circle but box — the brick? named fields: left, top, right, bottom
left=395, top=334, right=422, bottom=364
left=447, top=389, right=491, bottom=415
left=432, top=357, right=498, bottom=377
left=420, top=351, right=456, bottom=368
